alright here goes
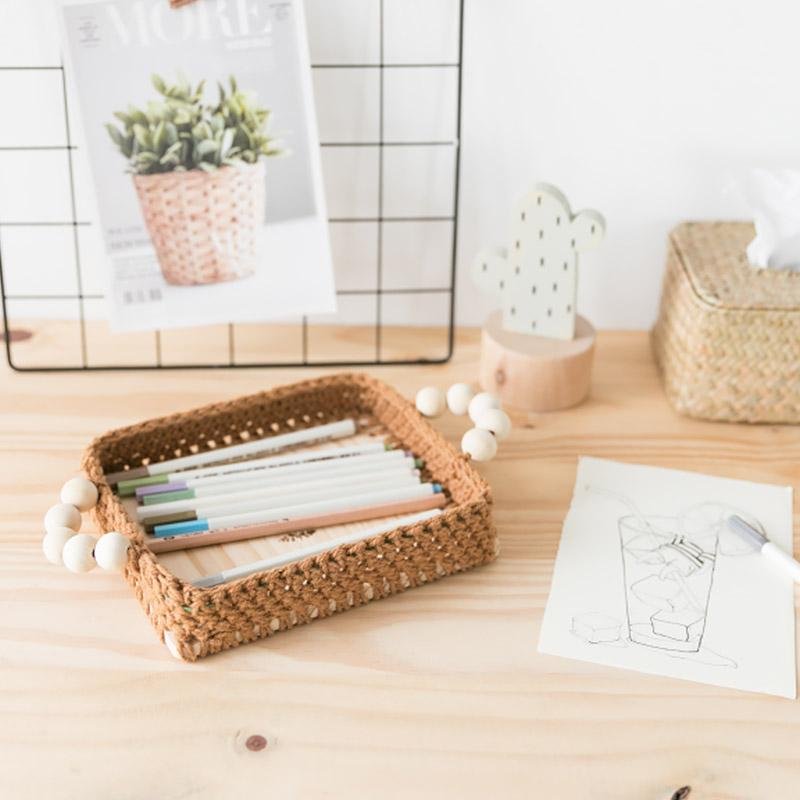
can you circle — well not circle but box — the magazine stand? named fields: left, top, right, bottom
left=0, top=0, right=464, bottom=370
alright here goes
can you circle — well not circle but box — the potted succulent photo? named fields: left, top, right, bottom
left=105, top=75, right=282, bottom=286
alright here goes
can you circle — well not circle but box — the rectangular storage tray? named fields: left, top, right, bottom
left=82, top=373, right=498, bottom=661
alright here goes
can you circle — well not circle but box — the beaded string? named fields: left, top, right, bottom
left=414, top=383, right=512, bottom=462
left=43, top=477, right=129, bottom=573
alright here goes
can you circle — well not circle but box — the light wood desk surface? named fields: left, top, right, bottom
left=2, top=329, right=799, bottom=799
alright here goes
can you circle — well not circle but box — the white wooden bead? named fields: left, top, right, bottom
left=94, top=531, right=130, bottom=571
left=446, top=382, right=475, bottom=415
left=60, top=476, right=98, bottom=512
left=42, top=526, right=77, bottom=566
left=476, top=407, right=512, bottom=441
left=468, top=391, right=501, bottom=424
left=163, top=630, right=185, bottom=661
left=415, top=386, right=446, bottom=417
left=461, top=427, right=498, bottom=462
left=61, top=533, right=97, bottom=573
left=44, top=503, right=82, bottom=534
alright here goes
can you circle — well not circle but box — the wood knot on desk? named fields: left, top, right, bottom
left=245, top=735, right=267, bottom=752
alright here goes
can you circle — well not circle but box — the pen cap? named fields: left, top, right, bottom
left=726, top=515, right=767, bottom=548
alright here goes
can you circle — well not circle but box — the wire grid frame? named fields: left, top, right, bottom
left=0, top=0, right=464, bottom=371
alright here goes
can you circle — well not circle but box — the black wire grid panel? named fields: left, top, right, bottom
left=0, top=0, right=464, bottom=371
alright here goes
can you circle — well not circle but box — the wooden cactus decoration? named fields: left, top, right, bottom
left=472, top=183, right=605, bottom=340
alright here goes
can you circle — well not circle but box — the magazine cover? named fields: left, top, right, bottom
left=58, top=0, right=336, bottom=332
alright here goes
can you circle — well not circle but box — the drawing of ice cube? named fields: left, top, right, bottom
left=619, top=515, right=718, bottom=653
left=571, top=612, right=623, bottom=644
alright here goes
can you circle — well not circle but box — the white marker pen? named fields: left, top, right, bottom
left=727, top=515, right=800, bottom=582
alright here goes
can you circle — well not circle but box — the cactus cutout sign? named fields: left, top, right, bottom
left=472, top=183, right=605, bottom=340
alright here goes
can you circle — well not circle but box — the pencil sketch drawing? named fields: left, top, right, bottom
left=569, top=493, right=762, bottom=668
left=540, top=457, right=796, bottom=697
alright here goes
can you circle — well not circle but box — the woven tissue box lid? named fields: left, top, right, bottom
left=672, top=221, right=800, bottom=310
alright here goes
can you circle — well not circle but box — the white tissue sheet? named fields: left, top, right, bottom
left=741, top=169, right=800, bottom=270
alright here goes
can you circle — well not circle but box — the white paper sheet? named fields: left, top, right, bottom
left=538, top=457, right=796, bottom=699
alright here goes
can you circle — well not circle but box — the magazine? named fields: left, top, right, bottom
left=58, top=0, right=336, bottom=332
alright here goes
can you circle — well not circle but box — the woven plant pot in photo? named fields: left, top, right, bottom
left=133, top=160, right=266, bottom=286
left=652, top=222, right=800, bottom=423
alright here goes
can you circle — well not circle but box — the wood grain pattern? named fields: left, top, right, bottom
left=480, top=309, right=595, bottom=411
left=1, top=327, right=799, bottom=799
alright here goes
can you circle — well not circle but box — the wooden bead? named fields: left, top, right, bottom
left=415, top=386, right=446, bottom=417
left=163, top=630, right=184, bottom=661
left=61, top=533, right=97, bottom=573
left=94, top=531, right=130, bottom=571
left=461, top=427, right=498, bottom=462
left=42, top=526, right=76, bottom=566
left=476, top=407, right=512, bottom=441
left=60, top=476, right=98, bottom=512
left=44, top=503, right=82, bottom=535
left=468, top=391, right=501, bottom=424
left=446, top=382, right=475, bottom=415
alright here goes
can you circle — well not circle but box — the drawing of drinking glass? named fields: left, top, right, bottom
left=619, top=515, right=718, bottom=653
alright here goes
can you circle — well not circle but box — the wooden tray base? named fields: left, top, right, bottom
left=479, top=309, right=595, bottom=412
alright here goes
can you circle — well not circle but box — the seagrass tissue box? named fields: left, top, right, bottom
left=81, top=373, right=498, bottom=661
left=652, top=222, right=800, bottom=423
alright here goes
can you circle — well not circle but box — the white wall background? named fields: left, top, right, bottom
left=2, top=0, right=799, bottom=332
left=457, top=0, right=800, bottom=329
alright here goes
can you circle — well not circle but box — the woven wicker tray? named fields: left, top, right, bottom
left=81, top=373, right=498, bottom=661
left=652, top=221, right=800, bottom=423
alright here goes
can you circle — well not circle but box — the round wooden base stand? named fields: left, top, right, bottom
left=479, top=310, right=596, bottom=412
